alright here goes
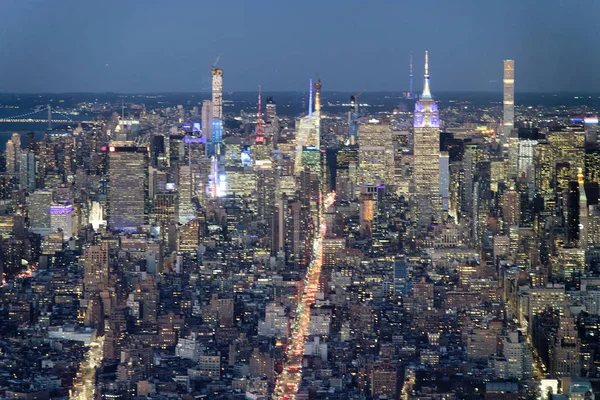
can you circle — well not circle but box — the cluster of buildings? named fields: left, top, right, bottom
left=0, top=54, right=599, bottom=400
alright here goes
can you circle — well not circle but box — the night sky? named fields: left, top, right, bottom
left=0, top=0, right=596, bottom=93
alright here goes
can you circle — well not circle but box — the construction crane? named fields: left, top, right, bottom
left=351, top=89, right=366, bottom=114
left=212, top=54, right=221, bottom=70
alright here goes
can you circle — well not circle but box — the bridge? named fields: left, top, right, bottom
left=0, top=105, right=96, bottom=128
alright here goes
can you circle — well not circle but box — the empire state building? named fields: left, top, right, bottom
left=413, top=51, right=442, bottom=226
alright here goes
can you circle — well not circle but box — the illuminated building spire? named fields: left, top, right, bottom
left=315, top=79, right=322, bottom=112
left=422, top=50, right=431, bottom=99
left=256, top=85, right=264, bottom=143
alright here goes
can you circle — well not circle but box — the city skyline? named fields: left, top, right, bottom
left=0, top=0, right=597, bottom=93
left=2, top=2, right=600, bottom=400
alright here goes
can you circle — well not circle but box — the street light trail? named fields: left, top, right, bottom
left=272, top=192, right=335, bottom=400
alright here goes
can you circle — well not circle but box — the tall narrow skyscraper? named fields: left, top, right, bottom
left=178, top=165, right=195, bottom=225
left=413, top=51, right=441, bottom=225
left=211, top=67, right=223, bottom=120
left=19, top=151, right=36, bottom=192
left=503, top=60, right=515, bottom=143
left=5, top=133, right=21, bottom=176
left=202, top=100, right=213, bottom=142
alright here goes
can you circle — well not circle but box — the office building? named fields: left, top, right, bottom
left=27, top=189, right=53, bottom=233
left=50, top=202, right=74, bottom=239
left=178, top=165, right=195, bottom=225
left=413, top=51, right=441, bottom=225
left=265, top=97, right=276, bottom=123
left=107, top=142, right=148, bottom=231
left=5, top=133, right=21, bottom=175
left=19, top=151, right=35, bottom=192
left=358, top=122, right=394, bottom=186
left=202, top=100, right=213, bottom=142
left=211, top=68, right=223, bottom=120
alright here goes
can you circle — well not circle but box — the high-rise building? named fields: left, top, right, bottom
left=503, top=60, right=515, bottom=144
left=295, top=79, right=322, bottom=174
left=499, top=332, right=533, bottom=379
left=178, top=165, right=195, bottom=225
left=5, top=133, right=20, bottom=176
left=551, top=307, right=581, bottom=378
left=413, top=51, right=441, bottom=225
left=106, top=142, right=148, bottom=231
left=202, top=100, right=213, bottom=142
left=19, top=151, right=35, bottom=192
left=358, top=123, right=394, bottom=186
left=154, top=192, right=178, bottom=227
left=211, top=68, right=223, bottom=120
left=265, top=97, right=276, bottom=124
left=50, top=202, right=74, bottom=239
left=501, top=187, right=521, bottom=228
left=27, top=189, right=53, bottom=234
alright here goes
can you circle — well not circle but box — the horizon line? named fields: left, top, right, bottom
left=0, top=90, right=597, bottom=96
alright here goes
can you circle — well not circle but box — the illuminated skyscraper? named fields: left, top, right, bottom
left=19, top=151, right=36, bottom=192
left=503, top=60, right=515, bottom=144
left=202, top=100, right=213, bottom=142
left=107, top=142, right=148, bottom=231
left=358, top=123, right=394, bottom=186
left=178, top=165, right=195, bottom=225
left=265, top=97, right=276, bottom=124
left=413, top=51, right=442, bottom=225
left=50, top=202, right=74, bottom=239
left=27, top=189, right=53, bottom=234
left=5, top=133, right=21, bottom=176
left=83, top=242, right=109, bottom=295
left=295, top=79, right=322, bottom=174
left=501, top=186, right=520, bottom=228
left=211, top=68, right=223, bottom=120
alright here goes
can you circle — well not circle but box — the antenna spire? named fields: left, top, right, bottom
left=409, top=51, right=413, bottom=97
left=422, top=50, right=432, bottom=99
left=256, top=85, right=264, bottom=143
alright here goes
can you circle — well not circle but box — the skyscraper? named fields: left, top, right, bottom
left=50, top=202, right=74, bottom=239
left=27, top=189, right=53, bottom=234
left=19, top=151, right=36, bottom=192
left=211, top=68, right=223, bottom=120
left=413, top=51, right=441, bottom=225
left=295, top=79, right=322, bottom=174
left=265, top=97, right=276, bottom=124
left=107, top=142, right=148, bottom=231
left=503, top=60, right=515, bottom=144
left=202, top=100, right=213, bottom=142
left=358, top=123, right=394, bottom=186
left=5, top=133, right=21, bottom=176
left=178, top=165, right=195, bottom=225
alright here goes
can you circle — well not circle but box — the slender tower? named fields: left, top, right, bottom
left=256, top=85, right=264, bottom=143
left=503, top=60, right=515, bottom=144
left=409, top=51, right=413, bottom=99
left=308, top=78, right=313, bottom=116
left=413, top=51, right=441, bottom=226
left=212, top=67, right=223, bottom=120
